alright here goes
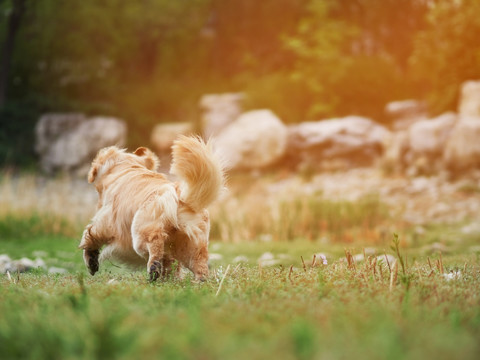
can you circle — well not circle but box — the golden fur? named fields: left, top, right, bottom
left=79, top=135, right=224, bottom=281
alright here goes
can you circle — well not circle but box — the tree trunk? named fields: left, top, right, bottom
left=0, top=0, right=26, bottom=108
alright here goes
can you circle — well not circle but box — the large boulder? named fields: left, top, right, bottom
left=409, top=112, right=457, bottom=155
left=444, top=116, right=480, bottom=173
left=213, top=109, right=287, bottom=170
left=287, top=116, right=390, bottom=170
left=35, top=114, right=127, bottom=175
left=403, top=113, right=457, bottom=176
left=459, top=80, right=480, bottom=117
left=385, top=100, right=428, bottom=130
left=200, top=93, right=244, bottom=138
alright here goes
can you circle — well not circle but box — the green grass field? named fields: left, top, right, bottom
left=1, top=173, right=480, bottom=359
left=1, top=221, right=480, bottom=359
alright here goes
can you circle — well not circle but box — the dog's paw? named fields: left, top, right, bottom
left=149, top=260, right=162, bottom=282
left=85, top=249, right=100, bottom=276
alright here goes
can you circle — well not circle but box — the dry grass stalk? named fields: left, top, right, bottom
left=301, top=256, right=307, bottom=272
left=389, top=261, right=398, bottom=291
left=6, top=271, right=15, bottom=284
left=215, top=264, right=231, bottom=297
left=427, top=257, right=433, bottom=271
left=311, top=254, right=317, bottom=267
left=288, top=265, right=294, bottom=284
left=232, top=263, right=242, bottom=276
left=344, top=249, right=356, bottom=271
left=439, top=252, right=444, bottom=273
left=384, top=252, right=392, bottom=274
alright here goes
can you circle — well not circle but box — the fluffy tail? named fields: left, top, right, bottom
left=170, top=135, right=225, bottom=211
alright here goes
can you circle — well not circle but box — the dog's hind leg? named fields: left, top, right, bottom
left=132, top=190, right=178, bottom=282
left=132, top=219, right=169, bottom=282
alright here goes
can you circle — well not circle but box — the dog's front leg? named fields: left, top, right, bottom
left=146, top=238, right=166, bottom=282
left=79, top=225, right=101, bottom=276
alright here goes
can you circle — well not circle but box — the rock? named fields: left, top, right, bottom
left=381, top=130, right=409, bottom=174
left=313, top=253, right=328, bottom=266
left=200, top=93, right=244, bottom=138
left=444, top=116, right=480, bottom=173
left=376, top=254, right=397, bottom=267
left=35, top=114, right=127, bottom=175
left=461, top=222, right=480, bottom=234
left=233, top=255, right=249, bottom=263
left=443, top=271, right=462, bottom=281
left=258, top=252, right=275, bottom=262
left=3, top=257, right=46, bottom=273
left=287, top=116, right=390, bottom=170
left=35, top=113, right=86, bottom=155
left=385, top=100, right=428, bottom=130
left=208, top=253, right=223, bottom=261
left=214, top=109, right=287, bottom=169
left=459, top=80, right=480, bottom=117
left=0, top=254, right=12, bottom=273
left=408, top=113, right=457, bottom=156
left=150, top=122, right=193, bottom=154
left=422, top=242, right=449, bottom=254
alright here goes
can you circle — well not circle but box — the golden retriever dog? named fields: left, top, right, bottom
left=78, top=135, right=225, bottom=281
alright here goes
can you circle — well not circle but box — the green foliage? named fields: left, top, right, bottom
left=0, top=212, right=79, bottom=239
left=410, top=0, right=480, bottom=114
left=1, top=0, right=479, bottom=166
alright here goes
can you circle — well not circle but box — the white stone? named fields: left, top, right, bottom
left=287, top=116, right=390, bottom=169
left=408, top=112, right=456, bottom=155
left=35, top=114, right=127, bottom=174
left=444, top=116, right=480, bottom=172
left=214, top=109, right=287, bottom=169
left=233, top=255, right=249, bottom=263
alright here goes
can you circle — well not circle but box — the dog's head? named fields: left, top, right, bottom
left=88, top=146, right=160, bottom=183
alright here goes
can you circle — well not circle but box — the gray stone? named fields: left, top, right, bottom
left=287, top=116, right=390, bottom=170
left=214, top=109, right=287, bottom=169
left=444, top=116, right=480, bottom=173
left=35, top=114, right=127, bottom=175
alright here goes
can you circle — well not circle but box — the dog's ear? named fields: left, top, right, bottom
left=133, top=147, right=160, bottom=171
left=88, top=163, right=98, bottom=183
left=134, top=147, right=148, bottom=156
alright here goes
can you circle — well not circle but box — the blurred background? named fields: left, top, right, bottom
left=1, top=0, right=480, bottom=167
left=1, top=0, right=480, bottom=257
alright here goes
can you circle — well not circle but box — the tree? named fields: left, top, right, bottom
left=0, top=0, right=26, bottom=108
left=410, top=0, right=480, bottom=114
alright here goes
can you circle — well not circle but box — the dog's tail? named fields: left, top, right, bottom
left=170, top=135, right=225, bottom=211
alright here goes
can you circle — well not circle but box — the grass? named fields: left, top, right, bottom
left=1, top=172, right=480, bottom=359
left=1, top=231, right=480, bottom=359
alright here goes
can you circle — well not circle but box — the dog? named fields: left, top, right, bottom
left=79, top=135, right=225, bottom=281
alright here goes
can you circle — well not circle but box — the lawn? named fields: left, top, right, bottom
left=1, top=229, right=480, bottom=360
left=1, top=174, right=480, bottom=359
